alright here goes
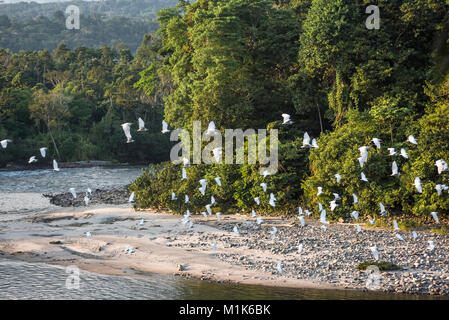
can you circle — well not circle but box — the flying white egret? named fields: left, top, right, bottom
left=1, top=139, right=12, bottom=149
left=277, top=261, right=283, bottom=274
left=431, top=212, right=439, bottom=223
left=412, top=231, right=418, bottom=241
left=436, top=184, right=443, bottom=196
left=270, top=227, right=278, bottom=239
left=428, top=240, right=435, bottom=251
left=53, top=159, right=60, bottom=171
left=391, top=161, right=400, bottom=176
left=256, top=217, right=264, bottom=225
left=84, top=195, right=89, bottom=206
left=356, top=224, right=362, bottom=233
left=358, top=146, right=369, bottom=166
left=281, top=114, right=292, bottom=125
left=86, top=232, right=92, bottom=239
left=400, top=148, right=408, bottom=159
left=233, top=226, right=239, bottom=236
left=396, top=234, right=405, bottom=241
left=388, top=148, right=397, bottom=156
left=407, top=135, right=418, bottom=145
left=69, top=188, right=77, bottom=199
left=298, top=216, right=305, bottom=227
left=379, top=203, right=386, bottom=216
left=350, top=211, right=359, bottom=220
left=185, top=195, right=189, bottom=204
left=330, top=200, right=338, bottom=211
left=361, top=172, right=369, bottom=182
left=260, top=182, right=267, bottom=192
left=206, top=121, right=219, bottom=136
left=39, top=147, right=47, bottom=158
left=172, top=192, right=177, bottom=201
left=318, top=202, right=323, bottom=212
left=370, top=246, right=379, bottom=261
left=353, top=194, right=359, bottom=204
left=198, top=179, right=207, bottom=195
left=182, top=167, right=188, bottom=180
left=212, top=148, right=222, bottom=164
left=251, top=209, right=257, bottom=218
left=121, top=123, right=134, bottom=143
left=28, top=156, right=37, bottom=164
left=297, top=244, right=303, bottom=254
left=368, top=218, right=376, bottom=225
left=334, top=174, right=342, bottom=184
left=302, top=132, right=311, bottom=148
left=269, top=193, right=276, bottom=207
left=210, top=196, right=216, bottom=205
left=205, top=204, right=212, bottom=215
left=216, top=212, right=221, bottom=221
left=393, top=220, right=399, bottom=231
left=214, top=177, right=222, bottom=186
left=311, top=139, right=319, bottom=149
left=435, top=160, right=448, bottom=174
left=413, top=177, right=422, bottom=193
left=161, top=120, right=170, bottom=134
left=137, top=117, right=147, bottom=132
left=254, top=197, right=260, bottom=205
left=201, top=212, right=207, bottom=218
left=372, top=138, right=381, bottom=149
left=317, top=187, right=323, bottom=196
left=129, top=192, right=135, bottom=203
left=333, top=193, right=341, bottom=201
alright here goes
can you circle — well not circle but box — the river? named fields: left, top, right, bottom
left=0, top=166, right=445, bottom=300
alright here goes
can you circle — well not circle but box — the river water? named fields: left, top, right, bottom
left=0, top=166, right=445, bottom=300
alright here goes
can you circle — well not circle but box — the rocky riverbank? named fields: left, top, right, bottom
left=43, top=189, right=130, bottom=207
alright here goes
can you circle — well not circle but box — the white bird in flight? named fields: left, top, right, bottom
left=388, top=148, right=397, bottom=156
left=393, top=220, right=399, bottom=231
left=298, top=207, right=303, bottom=215
left=212, top=148, right=222, bottom=164
left=379, top=203, right=387, bottom=216
left=400, top=148, right=408, bottom=159
left=302, top=132, right=311, bottom=148
left=413, top=177, right=422, bottom=193
left=330, top=200, right=338, bottom=211
left=137, top=117, right=147, bottom=132
left=281, top=114, right=292, bottom=125
left=334, top=174, right=342, bottom=184
left=372, top=138, right=381, bottom=149
left=391, top=161, right=400, bottom=176
left=333, top=193, right=341, bottom=201
left=254, top=197, right=260, bottom=205
left=268, top=193, right=276, bottom=207
left=361, top=172, right=369, bottom=182
left=436, top=184, right=444, bottom=196
left=435, top=160, right=448, bottom=174
left=311, top=139, right=319, bottom=149
left=28, top=156, right=37, bottom=164
left=353, top=194, right=358, bottom=204
left=320, top=210, right=328, bottom=225
left=40, top=147, right=47, bottom=158
left=129, top=192, right=135, bottom=203
left=260, top=183, right=267, bottom=192
left=205, top=204, right=212, bottom=215
left=350, top=211, right=359, bottom=220
left=69, top=188, right=77, bottom=199
left=358, top=146, right=369, bottom=167
left=214, top=177, right=222, bottom=186
left=121, top=123, right=134, bottom=143
left=0, top=139, right=12, bottom=149
left=431, top=212, right=439, bottom=224
left=161, top=120, right=170, bottom=134
left=210, top=195, right=216, bottom=205
left=368, top=218, right=376, bottom=225
left=407, top=135, right=418, bottom=145
left=198, top=179, right=207, bottom=195
left=53, top=159, right=60, bottom=171
left=356, top=224, right=362, bottom=233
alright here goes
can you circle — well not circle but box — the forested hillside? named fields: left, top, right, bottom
left=0, top=0, right=177, bottom=53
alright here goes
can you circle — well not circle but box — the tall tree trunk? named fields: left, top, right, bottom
left=47, top=126, right=60, bottom=159
left=316, top=102, right=324, bottom=133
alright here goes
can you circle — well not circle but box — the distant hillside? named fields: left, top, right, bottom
left=0, top=0, right=178, bottom=53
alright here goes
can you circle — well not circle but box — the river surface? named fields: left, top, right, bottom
left=0, top=166, right=445, bottom=300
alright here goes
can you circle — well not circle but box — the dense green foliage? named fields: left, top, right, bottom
left=0, top=0, right=177, bottom=53
left=129, top=0, right=449, bottom=221
left=0, top=36, right=171, bottom=166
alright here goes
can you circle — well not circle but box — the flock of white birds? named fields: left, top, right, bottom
left=1, top=112, right=447, bottom=273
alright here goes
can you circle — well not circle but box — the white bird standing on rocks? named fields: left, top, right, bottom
left=251, top=209, right=257, bottom=218
left=121, top=123, right=134, bottom=143
left=413, top=177, right=423, bottom=193
left=407, top=135, right=418, bottom=145
left=400, top=148, right=409, bottom=159
left=137, top=117, right=147, bottom=132
left=396, top=234, right=405, bottom=241
left=276, top=261, right=283, bottom=274
left=129, top=192, right=135, bottom=203
left=214, top=177, right=222, bottom=186
left=84, top=195, right=89, bottom=206
left=428, top=241, right=435, bottom=251
left=161, top=120, right=170, bottom=134
left=270, top=227, right=277, bottom=239
left=1, top=139, right=12, bottom=149
left=53, top=159, right=60, bottom=171
left=256, top=217, right=264, bottom=225
left=298, top=207, right=303, bottom=215
left=233, top=226, right=239, bottom=236
left=435, top=160, right=448, bottom=174
left=372, top=138, right=381, bottom=149
left=201, top=212, right=207, bottom=218
left=211, top=243, right=217, bottom=251
left=125, top=246, right=135, bottom=254
left=28, top=156, right=37, bottom=164
left=370, top=246, right=379, bottom=261
left=281, top=114, right=292, bottom=125
left=86, top=231, right=92, bottom=239
left=356, top=224, right=362, bottom=233
left=334, top=174, right=342, bottom=184
left=87, top=188, right=92, bottom=196
left=40, top=147, right=47, bottom=158
left=297, top=244, right=303, bottom=254
left=412, top=231, right=418, bottom=241
left=320, top=210, right=328, bottom=225
left=139, top=219, right=144, bottom=226
left=69, top=188, right=77, bottom=199
left=361, top=172, right=369, bottom=182
left=298, top=215, right=305, bottom=227
left=431, top=212, right=439, bottom=224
